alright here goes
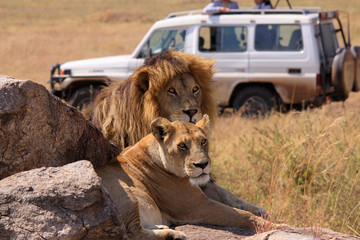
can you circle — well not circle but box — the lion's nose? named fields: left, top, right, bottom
left=183, top=109, right=198, bottom=118
left=193, top=161, right=208, bottom=169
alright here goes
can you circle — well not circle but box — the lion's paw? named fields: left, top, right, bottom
left=153, top=228, right=187, bottom=240
left=234, top=203, right=268, bottom=218
left=254, top=206, right=268, bottom=219
left=155, top=224, right=170, bottom=229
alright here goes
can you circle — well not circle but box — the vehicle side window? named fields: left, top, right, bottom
left=137, top=29, right=186, bottom=58
left=255, top=24, right=303, bottom=51
left=199, top=26, right=247, bottom=52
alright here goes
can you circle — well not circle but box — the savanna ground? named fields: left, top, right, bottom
left=1, top=0, right=359, bottom=236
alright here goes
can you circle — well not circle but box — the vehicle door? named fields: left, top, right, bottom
left=249, top=23, right=316, bottom=103
left=196, top=25, right=249, bottom=106
left=128, top=28, right=187, bottom=74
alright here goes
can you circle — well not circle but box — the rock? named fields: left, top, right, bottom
left=0, top=76, right=119, bottom=180
left=174, top=224, right=255, bottom=240
left=0, top=160, right=128, bottom=240
left=243, top=230, right=319, bottom=240
left=174, top=225, right=360, bottom=240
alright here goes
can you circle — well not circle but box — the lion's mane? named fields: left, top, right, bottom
left=89, top=50, right=216, bottom=150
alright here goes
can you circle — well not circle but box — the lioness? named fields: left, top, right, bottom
left=96, top=115, right=269, bottom=239
left=89, top=50, right=265, bottom=217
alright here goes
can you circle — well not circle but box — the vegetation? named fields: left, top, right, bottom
left=1, top=0, right=359, bottom=236
left=211, top=98, right=360, bottom=235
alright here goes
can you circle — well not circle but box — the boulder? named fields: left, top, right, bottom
left=0, top=76, right=119, bottom=179
left=243, top=230, right=320, bottom=240
left=0, top=160, right=128, bottom=240
left=174, top=225, right=360, bottom=240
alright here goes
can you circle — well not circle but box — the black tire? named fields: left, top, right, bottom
left=331, top=47, right=355, bottom=97
left=232, top=86, right=277, bottom=118
left=351, top=46, right=360, bottom=91
left=67, top=85, right=100, bottom=110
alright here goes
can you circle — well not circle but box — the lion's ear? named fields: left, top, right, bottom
left=133, top=71, right=150, bottom=94
left=196, top=114, right=210, bottom=134
left=151, top=117, right=174, bottom=142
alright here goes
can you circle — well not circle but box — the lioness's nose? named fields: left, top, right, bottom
left=193, top=161, right=208, bottom=169
left=184, top=109, right=198, bottom=118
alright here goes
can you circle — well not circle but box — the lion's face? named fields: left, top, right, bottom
left=91, top=50, right=216, bottom=150
left=151, top=115, right=211, bottom=186
left=155, top=73, right=203, bottom=124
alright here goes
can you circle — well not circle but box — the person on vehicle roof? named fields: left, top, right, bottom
left=254, top=0, right=273, bottom=9
left=203, top=0, right=239, bottom=13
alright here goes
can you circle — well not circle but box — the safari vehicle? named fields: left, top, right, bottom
left=49, top=1, right=360, bottom=116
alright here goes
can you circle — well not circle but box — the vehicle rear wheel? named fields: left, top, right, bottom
left=351, top=46, right=360, bottom=91
left=67, top=85, right=100, bottom=110
left=331, top=47, right=355, bottom=97
left=232, top=86, right=277, bottom=118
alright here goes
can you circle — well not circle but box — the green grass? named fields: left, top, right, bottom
left=1, top=0, right=359, bottom=236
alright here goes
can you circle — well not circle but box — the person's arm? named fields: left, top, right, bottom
left=203, top=2, right=227, bottom=13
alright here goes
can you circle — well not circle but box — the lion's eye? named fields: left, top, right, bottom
left=201, top=139, right=207, bottom=146
left=168, top=88, right=177, bottom=95
left=193, top=86, right=199, bottom=93
left=178, top=142, right=187, bottom=150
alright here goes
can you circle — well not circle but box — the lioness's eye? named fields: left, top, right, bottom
left=178, top=142, right=187, bottom=150
left=193, top=86, right=199, bottom=93
left=201, top=139, right=207, bottom=146
left=168, top=88, right=177, bottom=95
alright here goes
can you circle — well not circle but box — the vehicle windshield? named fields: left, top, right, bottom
left=137, top=29, right=186, bottom=58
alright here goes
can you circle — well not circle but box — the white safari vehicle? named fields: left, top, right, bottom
left=49, top=3, right=360, bottom=116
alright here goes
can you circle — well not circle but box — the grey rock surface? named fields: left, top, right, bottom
left=174, top=225, right=360, bottom=240
left=175, top=224, right=255, bottom=239
left=0, top=160, right=127, bottom=240
left=0, top=76, right=118, bottom=179
left=243, top=230, right=320, bottom=240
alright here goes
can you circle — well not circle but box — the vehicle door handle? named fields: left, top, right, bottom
left=288, top=68, right=301, bottom=74
left=235, top=68, right=246, bottom=72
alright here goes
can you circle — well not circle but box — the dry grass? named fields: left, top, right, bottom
left=1, top=0, right=359, bottom=235
left=210, top=93, right=360, bottom=235
left=1, top=0, right=360, bottom=85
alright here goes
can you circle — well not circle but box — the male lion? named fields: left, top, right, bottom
left=96, top=115, right=270, bottom=240
left=89, top=50, right=265, bottom=217
left=89, top=50, right=217, bottom=150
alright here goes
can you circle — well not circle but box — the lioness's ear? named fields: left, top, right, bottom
left=196, top=114, right=210, bottom=133
left=151, top=117, right=174, bottom=142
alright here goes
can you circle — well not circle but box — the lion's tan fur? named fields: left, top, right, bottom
left=89, top=50, right=217, bottom=150
left=89, top=51, right=266, bottom=222
left=96, top=116, right=268, bottom=239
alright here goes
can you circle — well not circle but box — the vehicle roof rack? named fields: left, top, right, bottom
left=212, top=7, right=322, bottom=15
left=166, top=9, right=203, bottom=19
left=165, top=7, right=322, bottom=19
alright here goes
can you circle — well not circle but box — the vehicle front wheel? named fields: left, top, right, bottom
left=67, top=85, right=100, bottom=110
left=232, top=86, right=277, bottom=118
